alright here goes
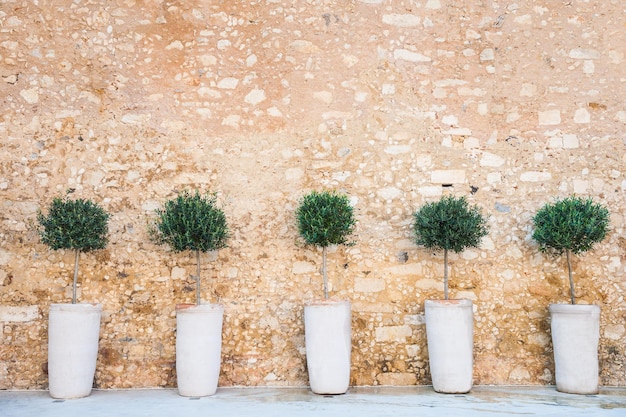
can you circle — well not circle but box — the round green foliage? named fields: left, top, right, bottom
left=38, top=195, right=110, bottom=253
left=412, top=195, right=489, bottom=253
left=296, top=190, right=356, bottom=248
left=152, top=190, right=229, bottom=253
left=532, top=196, right=609, bottom=255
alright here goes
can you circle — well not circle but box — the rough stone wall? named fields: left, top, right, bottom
left=1, top=0, right=625, bottom=390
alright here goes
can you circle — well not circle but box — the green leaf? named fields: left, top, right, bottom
left=412, top=195, right=489, bottom=253
left=38, top=195, right=110, bottom=253
left=532, top=196, right=609, bottom=255
left=295, top=190, right=356, bottom=248
left=150, top=190, right=230, bottom=253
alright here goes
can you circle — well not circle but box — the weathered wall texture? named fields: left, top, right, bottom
left=1, top=0, right=625, bottom=390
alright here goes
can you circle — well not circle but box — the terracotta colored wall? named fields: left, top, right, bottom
left=1, top=0, right=624, bottom=389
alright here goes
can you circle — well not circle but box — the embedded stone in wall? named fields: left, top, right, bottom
left=377, top=187, right=402, bottom=200
left=425, top=0, right=442, bottom=9
left=0, top=250, right=10, bottom=266
left=414, top=279, right=443, bottom=291
left=574, top=108, right=591, bottom=124
left=480, top=49, right=494, bottom=62
left=538, top=110, right=561, bottom=125
left=393, top=49, right=431, bottom=63
left=0, top=306, right=39, bottom=322
left=509, top=366, right=531, bottom=382
left=583, top=60, right=595, bottom=74
left=417, top=186, right=442, bottom=197
left=354, top=278, right=385, bottom=293
left=562, top=134, right=579, bottom=148
left=480, top=152, right=505, bottom=167
left=382, top=14, right=421, bottom=28
left=171, top=267, right=187, bottom=280
left=121, top=114, right=151, bottom=125
left=245, top=89, right=266, bottom=106
left=292, top=261, right=316, bottom=274
left=20, top=88, right=39, bottom=104
left=377, top=372, right=417, bottom=386
left=384, top=145, right=411, bottom=155
left=430, top=170, right=465, bottom=184
left=384, top=264, right=422, bottom=276
left=375, top=325, right=412, bottom=343
left=442, top=127, right=472, bottom=136
left=404, top=315, right=425, bottom=326
left=573, top=179, right=589, bottom=194
left=604, top=324, right=625, bottom=341
left=218, top=78, right=239, bottom=89
left=520, top=83, right=537, bottom=97
left=520, top=171, right=552, bottom=182
left=569, top=48, right=600, bottom=60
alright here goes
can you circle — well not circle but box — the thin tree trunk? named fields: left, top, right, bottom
left=72, top=249, right=80, bottom=304
left=566, top=249, right=576, bottom=305
left=444, top=248, right=449, bottom=300
left=196, top=249, right=202, bottom=305
left=322, top=246, right=328, bottom=300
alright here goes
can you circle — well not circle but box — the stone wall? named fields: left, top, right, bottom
left=1, top=0, right=624, bottom=389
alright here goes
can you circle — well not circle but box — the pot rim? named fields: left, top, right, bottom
left=549, top=303, right=600, bottom=314
left=425, top=299, right=473, bottom=307
left=176, top=303, right=224, bottom=313
left=305, top=299, right=351, bottom=307
left=49, top=303, right=102, bottom=312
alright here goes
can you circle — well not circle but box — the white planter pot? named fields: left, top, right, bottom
left=304, top=300, right=351, bottom=394
left=176, top=303, right=224, bottom=397
left=48, top=303, right=102, bottom=399
left=425, top=299, right=473, bottom=394
left=549, top=303, right=600, bottom=394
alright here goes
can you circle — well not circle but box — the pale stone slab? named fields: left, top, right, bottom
left=431, top=169, right=466, bottom=184
left=171, top=267, right=187, bottom=280
left=418, top=186, right=442, bottom=197
left=375, top=325, right=412, bottom=342
left=377, top=187, right=402, bottom=200
left=377, top=372, right=417, bottom=385
left=520, top=171, right=552, bottom=182
left=384, top=145, right=411, bottom=155
left=414, top=279, right=443, bottom=291
left=292, top=261, right=316, bottom=274
left=604, top=324, right=625, bottom=340
left=480, top=152, right=505, bottom=167
left=0, top=250, right=11, bottom=265
left=354, top=278, right=385, bottom=293
left=20, top=88, right=39, bottom=104
left=385, top=263, right=423, bottom=276
left=217, top=77, right=239, bottom=89
left=0, top=306, right=39, bottom=322
left=569, top=48, right=600, bottom=59
left=382, top=14, right=421, bottom=27
left=393, top=49, right=431, bottom=63
left=573, top=179, right=589, bottom=194
left=480, top=48, right=494, bottom=61
left=574, top=108, right=590, bottom=123
left=245, top=89, right=266, bottom=105
left=563, top=134, right=579, bottom=148
left=538, top=110, right=561, bottom=125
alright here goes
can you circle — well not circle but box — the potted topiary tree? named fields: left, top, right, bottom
left=295, top=190, right=356, bottom=395
left=150, top=190, right=229, bottom=397
left=532, top=196, right=610, bottom=394
left=412, top=195, right=489, bottom=394
left=37, top=192, right=110, bottom=399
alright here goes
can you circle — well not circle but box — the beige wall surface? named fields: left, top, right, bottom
left=1, top=0, right=624, bottom=389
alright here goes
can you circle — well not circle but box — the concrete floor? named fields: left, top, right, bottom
left=1, top=386, right=625, bottom=417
